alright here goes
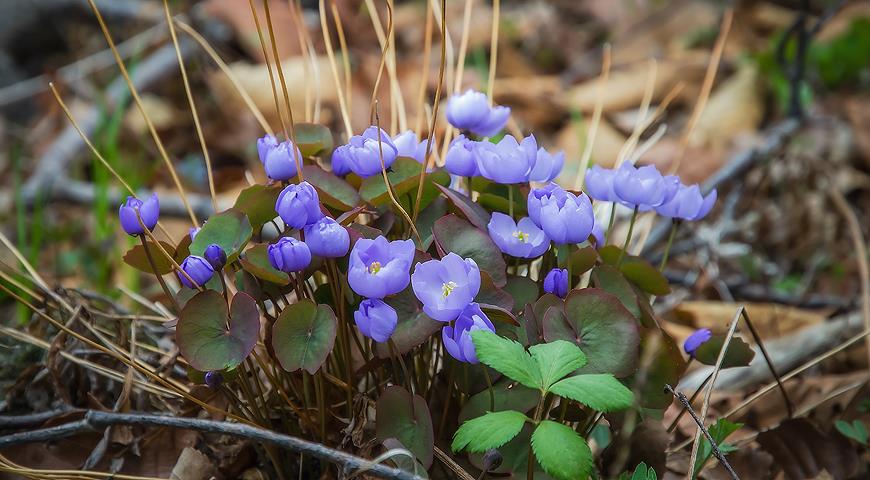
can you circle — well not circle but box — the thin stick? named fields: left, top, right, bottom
left=412, top=0, right=447, bottom=223
left=739, top=308, right=794, bottom=417
left=0, top=411, right=420, bottom=480
left=174, top=20, right=271, bottom=134
left=687, top=308, right=741, bottom=478
left=452, top=0, right=475, bottom=94
left=574, top=44, right=611, bottom=190
left=829, top=187, right=870, bottom=369
left=416, top=1, right=434, bottom=134
left=374, top=104, right=420, bottom=242
left=85, top=0, right=198, bottom=226
left=671, top=9, right=733, bottom=174
left=363, top=0, right=407, bottom=132
left=248, top=0, right=288, bottom=137
left=665, top=385, right=739, bottom=480
left=319, top=0, right=353, bottom=137
left=162, top=0, right=217, bottom=212
left=287, top=0, right=313, bottom=121
left=616, top=58, right=658, bottom=166
left=486, top=0, right=500, bottom=102
left=262, top=0, right=304, bottom=182
left=330, top=0, right=353, bottom=122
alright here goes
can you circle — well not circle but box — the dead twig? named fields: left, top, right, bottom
left=665, top=385, right=739, bottom=480
left=0, top=410, right=421, bottom=480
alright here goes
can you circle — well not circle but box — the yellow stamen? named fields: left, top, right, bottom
left=513, top=230, right=529, bottom=243
left=442, top=281, right=458, bottom=298
left=368, top=261, right=382, bottom=274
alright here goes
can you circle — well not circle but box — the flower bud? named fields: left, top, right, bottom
left=275, top=181, right=323, bottom=229
left=354, top=298, right=398, bottom=342
left=188, top=227, right=200, bottom=241
left=268, top=237, right=312, bottom=272
left=543, top=268, right=569, bottom=298
left=204, top=244, right=227, bottom=270
left=118, top=194, right=159, bottom=236
left=442, top=303, right=495, bottom=364
left=204, top=371, right=223, bottom=389
left=444, top=135, right=478, bottom=177
left=446, top=89, right=511, bottom=137
left=684, top=328, right=713, bottom=357
left=178, top=255, right=215, bottom=288
left=483, top=449, right=503, bottom=472
left=303, top=217, right=350, bottom=258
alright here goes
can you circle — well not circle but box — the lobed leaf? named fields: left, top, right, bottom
left=433, top=214, right=507, bottom=287
left=531, top=420, right=593, bottom=480
left=190, top=209, right=252, bottom=261
left=470, top=330, right=541, bottom=390
left=452, top=410, right=528, bottom=453
left=549, top=374, right=634, bottom=412
left=376, top=386, right=435, bottom=468
left=528, top=340, right=587, bottom=390
left=176, top=291, right=260, bottom=371
left=123, top=241, right=176, bottom=275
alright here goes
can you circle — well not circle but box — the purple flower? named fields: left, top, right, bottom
left=204, top=244, right=227, bottom=270
left=331, top=145, right=352, bottom=176
left=442, top=303, right=496, bottom=364
left=591, top=221, right=604, bottom=248
left=205, top=371, right=223, bottom=388
left=446, top=89, right=510, bottom=137
left=528, top=147, right=564, bottom=183
left=303, top=217, right=350, bottom=258
left=354, top=298, right=398, bottom=342
left=118, top=194, right=159, bottom=236
left=612, top=162, right=677, bottom=209
left=543, top=268, right=569, bottom=298
left=392, top=130, right=435, bottom=164
left=487, top=213, right=550, bottom=258
left=584, top=165, right=616, bottom=202
left=684, top=328, right=713, bottom=357
left=656, top=184, right=717, bottom=221
left=474, top=134, right=537, bottom=184
left=444, top=135, right=479, bottom=177
left=189, top=227, right=200, bottom=242
left=347, top=236, right=415, bottom=299
left=411, top=253, right=481, bottom=322
left=275, top=181, right=323, bottom=229
left=268, top=237, right=312, bottom=272
left=263, top=139, right=302, bottom=181
left=339, top=126, right=398, bottom=178
left=528, top=183, right=594, bottom=245
left=257, top=134, right=278, bottom=164
left=178, top=255, right=214, bottom=288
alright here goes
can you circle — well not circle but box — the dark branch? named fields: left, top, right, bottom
left=664, top=385, right=739, bottom=480
left=0, top=410, right=422, bottom=480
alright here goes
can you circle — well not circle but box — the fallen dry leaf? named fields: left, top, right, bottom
left=689, top=63, right=764, bottom=152
left=671, top=301, right=828, bottom=340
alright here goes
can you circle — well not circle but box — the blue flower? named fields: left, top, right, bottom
left=268, top=237, right=312, bottom=272
left=340, top=126, right=398, bottom=178
left=444, top=135, right=479, bottom=177
left=584, top=165, right=616, bottom=202
left=178, top=255, right=214, bottom=288
left=275, top=181, right=323, bottom=229
left=612, top=162, right=678, bottom=210
left=442, top=303, right=495, bottom=364
left=543, top=268, right=569, bottom=298
left=528, top=183, right=594, bottom=245
left=303, top=217, right=350, bottom=258
left=474, top=134, right=537, bottom=184
left=528, top=147, right=564, bottom=183
left=354, top=298, right=398, bottom=342
left=684, top=328, right=713, bottom=357
left=118, top=194, right=159, bottom=236
left=656, top=184, right=717, bottom=221
left=347, top=236, right=415, bottom=299
left=487, top=213, right=550, bottom=258
left=411, top=253, right=481, bottom=322
left=330, top=145, right=352, bottom=176
left=445, top=89, right=511, bottom=137
left=204, top=244, right=227, bottom=270
left=392, top=130, right=434, bottom=164
left=259, top=134, right=302, bottom=181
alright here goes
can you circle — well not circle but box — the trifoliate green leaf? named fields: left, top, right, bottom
left=529, top=340, right=587, bottom=390
left=470, top=330, right=541, bottom=389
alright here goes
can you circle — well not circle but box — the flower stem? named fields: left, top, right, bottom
left=482, top=367, right=495, bottom=412
left=138, top=235, right=180, bottom=313
left=508, top=184, right=515, bottom=218
left=617, top=206, right=639, bottom=267
left=604, top=202, right=617, bottom=244
left=659, top=219, right=680, bottom=272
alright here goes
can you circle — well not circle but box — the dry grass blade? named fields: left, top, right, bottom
left=486, top=0, right=500, bottom=102
left=319, top=0, right=353, bottom=137
left=452, top=0, right=475, bottom=94
left=573, top=44, right=611, bottom=191
left=248, top=0, right=288, bottom=136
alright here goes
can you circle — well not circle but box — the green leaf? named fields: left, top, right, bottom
left=471, top=330, right=541, bottom=390
left=303, top=164, right=360, bottom=210
left=693, top=418, right=742, bottom=476
left=176, top=291, right=260, bottom=371
left=359, top=157, right=449, bottom=210
left=620, top=259, right=670, bottom=295
left=476, top=272, right=514, bottom=311
left=503, top=275, right=539, bottom=314
left=529, top=340, right=587, bottom=390
left=190, top=209, right=252, bottom=261
left=694, top=334, right=756, bottom=368
left=549, top=374, right=634, bottom=412
left=271, top=300, right=337, bottom=374
left=452, top=410, right=528, bottom=453
left=835, top=420, right=868, bottom=445
left=480, top=303, right=519, bottom=327
left=434, top=183, right=491, bottom=230
left=477, top=192, right=527, bottom=216
left=630, top=462, right=657, bottom=480
left=592, top=265, right=642, bottom=320
left=634, top=330, right=688, bottom=409
left=233, top=184, right=281, bottom=231
left=415, top=196, right=446, bottom=250
left=543, top=288, right=640, bottom=377
left=531, top=420, right=593, bottom=480
left=239, top=244, right=290, bottom=285
left=570, top=246, right=598, bottom=277
left=376, top=386, right=435, bottom=468
left=294, top=123, right=333, bottom=157
left=122, top=241, right=176, bottom=275
left=433, top=214, right=507, bottom=287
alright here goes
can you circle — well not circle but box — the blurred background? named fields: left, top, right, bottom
left=0, top=0, right=869, bottom=475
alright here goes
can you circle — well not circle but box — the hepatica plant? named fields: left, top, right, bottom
left=119, top=87, right=728, bottom=479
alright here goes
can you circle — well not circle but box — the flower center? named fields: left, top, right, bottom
left=441, top=281, right=459, bottom=298
left=513, top=230, right=529, bottom=243
left=368, top=261, right=382, bottom=274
